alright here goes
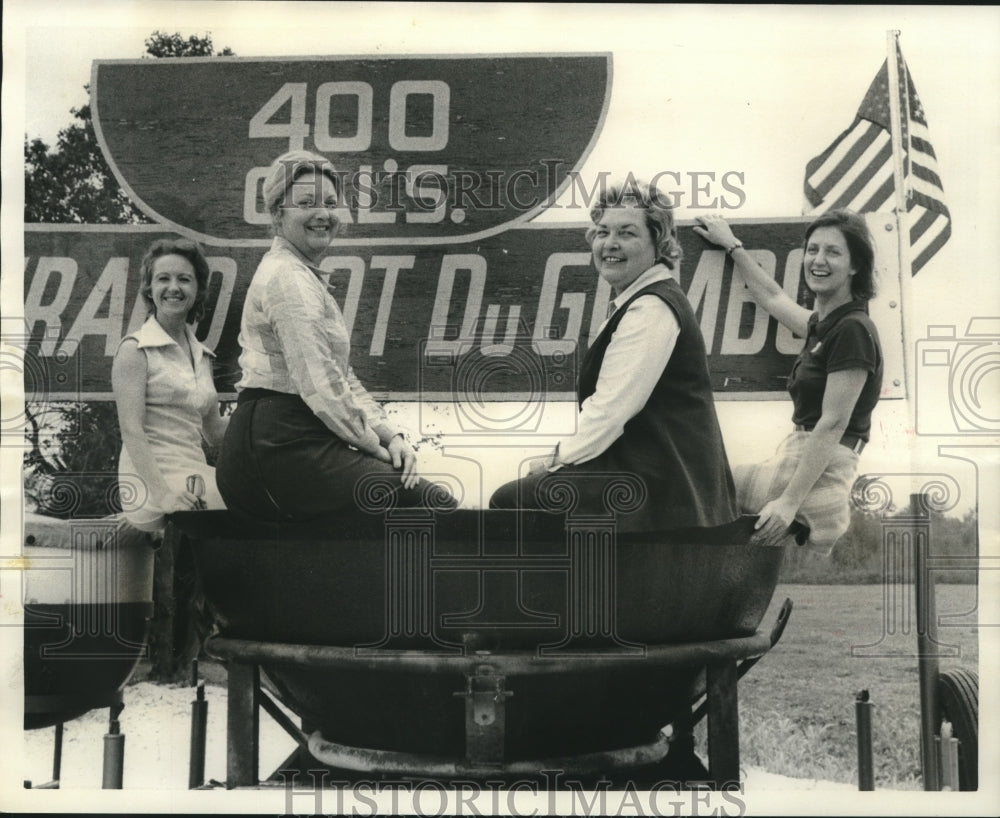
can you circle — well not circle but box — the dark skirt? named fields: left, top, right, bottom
left=216, top=390, right=456, bottom=522
left=489, top=461, right=734, bottom=533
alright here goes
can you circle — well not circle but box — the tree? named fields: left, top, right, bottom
left=24, top=103, right=149, bottom=224
left=143, top=30, right=234, bottom=58
left=24, top=31, right=234, bottom=224
left=23, top=402, right=122, bottom=519
left=776, top=502, right=979, bottom=584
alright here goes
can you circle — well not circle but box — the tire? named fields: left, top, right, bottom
left=937, top=668, right=978, bottom=791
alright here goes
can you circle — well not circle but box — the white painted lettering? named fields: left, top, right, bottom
left=368, top=255, right=414, bottom=356
left=243, top=166, right=272, bottom=226
left=356, top=165, right=395, bottom=224
left=685, top=251, right=725, bottom=353
left=720, top=249, right=774, bottom=355
left=481, top=304, right=522, bottom=356
left=24, top=257, right=78, bottom=355
left=405, top=165, right=448, bottom=224
left=248, top=83, right=309, bottom=150
left=532, top=252, right=591, bottom=356
left=318, top=256, right=366, bottom=338
left=388, top=80, right=450, bottom=152
left=200, top=257, right=238, bottom=351
left=425, top=254, right=487, bottom=355
left=588, top=277, right=613, bottom=345
left=125, top=285, right=149, bottom=335
left=776, top=248, right=806, bottom=354
left=60, top=257, right=129, bottom=357
left=314, top=81, right=373, bottom=152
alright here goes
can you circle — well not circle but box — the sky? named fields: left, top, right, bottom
left=2, top=3, right=1000, bottom=815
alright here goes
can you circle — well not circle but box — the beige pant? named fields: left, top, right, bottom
left=733, top=431, right=859, bottom=556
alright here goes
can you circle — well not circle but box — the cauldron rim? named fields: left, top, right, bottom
left=206, top=630, right=774, bottom=673
left=169, top=508, right=766, bottom=547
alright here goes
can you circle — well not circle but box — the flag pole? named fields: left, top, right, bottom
left=886, top=30, right=910, bottom=215
left=886, top=29, right=912, bottom=284
left=888, top=34, right=939, bottom=793
left=885, top=31, right=918, bottom=415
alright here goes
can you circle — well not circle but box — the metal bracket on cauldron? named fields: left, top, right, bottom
left=454, top=664, right=513, bottom=767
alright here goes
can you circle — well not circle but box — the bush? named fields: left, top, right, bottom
left=779, top=505, right=978, bottom=584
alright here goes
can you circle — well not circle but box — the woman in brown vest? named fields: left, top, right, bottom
left=490, top=180, right=739, bottom=533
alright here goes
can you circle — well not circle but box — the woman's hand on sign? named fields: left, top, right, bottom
left=693, top=214, right=739, bottom=249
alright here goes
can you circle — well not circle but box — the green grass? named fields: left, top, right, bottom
left=708, top=583, right=980, bottom=789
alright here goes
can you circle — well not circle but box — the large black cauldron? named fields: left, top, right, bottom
left=22, top=514, right=155, bottom=730
left=174, top=508, right=785, bottom=762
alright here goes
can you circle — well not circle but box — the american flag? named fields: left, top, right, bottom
left=803, top=39, right=951, bottom=274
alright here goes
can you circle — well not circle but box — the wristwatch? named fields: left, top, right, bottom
left=725, top=240, right=744, bottom=256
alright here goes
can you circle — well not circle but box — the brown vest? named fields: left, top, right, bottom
left=576, top=278, right=739, bottom=531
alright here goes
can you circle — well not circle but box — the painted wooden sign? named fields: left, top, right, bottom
left=23, top=55, right=904, bottom=402
left=91, top=55, right=611, bottom=243
left=22, top=218, right=909, bottom=400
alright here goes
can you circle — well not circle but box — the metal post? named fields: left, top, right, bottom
left=855, top=690, right=874, bottom=791
left=25, top=722, right=65, bottom=789
left=706, top=660, right=740, bottom=789
left=102, top=703, right=125, bottom=789
left=52, top=721, right=64, bottom=787
left=912, top=493, right=941, bottom=791
left=938, top=721, right=960, bottom=790
left=189, top=680, right=208, bottom=788
left=151, top=523, right=179, bottom=679
left=227, top=661, right=259, bottom=788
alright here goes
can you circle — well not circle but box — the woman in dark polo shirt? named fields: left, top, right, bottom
left=490, top=180, right=740, bottom=533
left=695, top=210, right=883, bottom=555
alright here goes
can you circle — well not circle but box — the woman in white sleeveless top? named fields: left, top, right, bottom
left=112, top=238, right=228, bottom=533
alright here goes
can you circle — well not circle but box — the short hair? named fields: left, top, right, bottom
left=139, top=238, right=211, bottom=324
left=586, top=179, right=683, bottom=270
left=804, top=210, right=877, bottom=301
left=262, top=149, right=340, bottom=220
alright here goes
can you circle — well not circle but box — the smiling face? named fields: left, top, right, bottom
left=590, top=206, right=657, bottom=295
left=149, top=254, right=198, bottom=322
left=803, top=226, right=856, bottom=304
left=275, top=170, right=340, bottom=262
